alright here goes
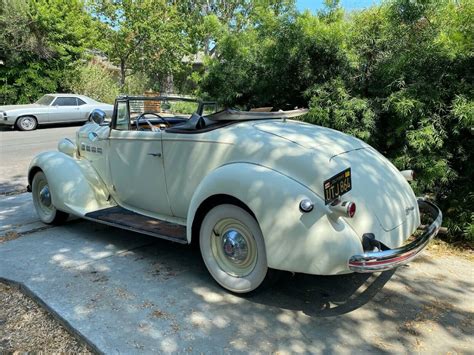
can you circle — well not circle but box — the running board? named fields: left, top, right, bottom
left=84, top=206, right=187, bottom=244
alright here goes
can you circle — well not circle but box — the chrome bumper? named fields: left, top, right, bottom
left=348, top=198, right=442, bottom=273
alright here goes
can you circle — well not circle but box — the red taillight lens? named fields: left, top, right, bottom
left=347, top=202, right=356, bottom=218
left=329, top=200, right=356, bottom=218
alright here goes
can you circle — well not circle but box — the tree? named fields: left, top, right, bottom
left=0, top=0, right=99, bottom=104
left=90, top=0, right=191, bottom=91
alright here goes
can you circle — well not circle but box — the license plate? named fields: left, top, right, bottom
left=324, top=168, right=352, bottom=205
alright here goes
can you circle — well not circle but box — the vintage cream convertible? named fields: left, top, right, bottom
left=28, top=96, right=442, bottom=293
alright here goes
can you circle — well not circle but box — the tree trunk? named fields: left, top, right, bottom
left=120, top=59, right=126, bottom=90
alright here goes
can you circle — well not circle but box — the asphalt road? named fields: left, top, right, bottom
left=0, top=124, right=79, bottom=194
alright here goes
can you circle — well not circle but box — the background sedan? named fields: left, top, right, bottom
left=0, top=94, right=113, bottom=131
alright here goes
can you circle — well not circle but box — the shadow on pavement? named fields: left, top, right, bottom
left=1, top=217, right=471, bottom=353
left=124, top=233, right=395, bottom=318
left=0, top=176, right=28, bottom=195
left=250, top=270, right=396, bottom=317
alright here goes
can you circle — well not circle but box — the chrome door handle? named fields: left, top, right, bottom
left=148, top=152, right=162, bottom=157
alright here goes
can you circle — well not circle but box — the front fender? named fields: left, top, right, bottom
left=187, top=163, right=363, bottom=275
left=28, top=151, right=113, bottom=216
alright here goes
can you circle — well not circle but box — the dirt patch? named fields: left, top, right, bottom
left=0, top=231, right=21, bottom=243
left=427, top=239, right=474, bottom=262
left=0, top=282, right=92, bottom=353
left=0, top=187, right=28, bottom=197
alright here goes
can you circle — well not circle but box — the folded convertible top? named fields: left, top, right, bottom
left=208, top=108, right=308, bottom=121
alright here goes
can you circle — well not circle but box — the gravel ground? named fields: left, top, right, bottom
left=0, top=282, right=92, bottom=353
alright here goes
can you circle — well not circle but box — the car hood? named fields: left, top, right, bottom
left=253, top=120, right=368, bottom=157
left=0, top=104, right=44, bottom=112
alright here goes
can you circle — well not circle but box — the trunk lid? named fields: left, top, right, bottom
left=333, top=147, right=419, bottom=232
left=254, top=121, right=368, bottom=156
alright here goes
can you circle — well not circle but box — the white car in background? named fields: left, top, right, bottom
left=0, top=94, right=113, bottom=131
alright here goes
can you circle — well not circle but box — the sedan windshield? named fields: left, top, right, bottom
left=35, top=95, right=55, bottom=106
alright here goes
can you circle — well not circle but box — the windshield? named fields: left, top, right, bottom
left=129, top=99, right=200, bottom=120
left=35, top=95, right=55, bottom=106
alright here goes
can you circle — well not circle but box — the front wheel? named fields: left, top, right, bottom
left=32, top=171, right=69, bottom=225
left=199, top=204, right=268, bottom=293
left=16, top=116, right=38, bottom=131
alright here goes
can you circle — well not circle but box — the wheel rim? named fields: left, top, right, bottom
left=34, top=177, right=54, bottom=219
left=210, top=218, right=258, bottom=277
left=20, top=117, right=35, bottom=130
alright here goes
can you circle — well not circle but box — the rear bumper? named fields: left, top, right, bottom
left=348, top=198, right=442, bottom=272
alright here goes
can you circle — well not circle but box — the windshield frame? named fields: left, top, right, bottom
left=111, top=96, right=217, bottom=130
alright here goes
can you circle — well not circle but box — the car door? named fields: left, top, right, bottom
left=76, top=97, right=91, bottom=121
left=107, top=100, right=172, bottom=216
left=49, top=97, right=81, bottom=122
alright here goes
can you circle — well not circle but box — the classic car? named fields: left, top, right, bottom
left=27, top=95, right=442, bottom=293
left=0, top=94, right=113, bottom=131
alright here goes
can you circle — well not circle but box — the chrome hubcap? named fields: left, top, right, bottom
left=222, top=230, right=249, bottom=264
left=39, top=185, right=51, bottom=207
left=21, top=117, right=35, bottom=129
left=211, top=218, right=258, bottom=277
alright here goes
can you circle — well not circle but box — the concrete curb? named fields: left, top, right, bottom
left=0, top=277, right=103, bottom=355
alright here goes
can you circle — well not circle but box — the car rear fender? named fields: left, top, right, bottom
left=187, top=162, right=363, bottom=274
left=28, top=151, right=113, bottom=216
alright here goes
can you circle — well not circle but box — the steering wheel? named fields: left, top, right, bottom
left=135, top=112, right=170, bottom=131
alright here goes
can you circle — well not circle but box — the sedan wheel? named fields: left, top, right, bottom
left=200, top=204, right=268, bottom=293
left=32, top=171, right=68, bottom=224
left=16, top=116, right=38, bottom=131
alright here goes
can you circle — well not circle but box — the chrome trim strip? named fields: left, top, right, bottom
left=348, top=198, right=442, bottom=273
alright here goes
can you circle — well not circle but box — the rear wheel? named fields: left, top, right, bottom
left=32, top=171, right=69, bottom=224
left=199, top=204, right=268, bottom=293
left=16, top=116, right=38, bottom=131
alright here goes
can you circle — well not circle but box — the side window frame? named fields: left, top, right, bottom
left=76, top=98, right=86, bottom=106
left=112, top=100, right=130, bottom=130
left=53, top=97, right=78, bottom=106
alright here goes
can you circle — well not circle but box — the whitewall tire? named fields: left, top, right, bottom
left=199, top=204, right=268, bottom=293
left=32, top=171, right=68, bottom=225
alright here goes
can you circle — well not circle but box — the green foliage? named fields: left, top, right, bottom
left=168, top=101, right=200, bottom=115
left=89, top=0, right=191, bottom=90
left=306, top=79, right=376, bottom=142
left=200, top=0, right=474, bottom=242
left=122, top=72, right=151, bottom=96
left=64, top=63, right=119, bottom=104
left=0, top=0, right=99, bottom=104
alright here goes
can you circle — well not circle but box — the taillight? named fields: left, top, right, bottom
left=347, top=202, right=356, bottom=218
left=329, top=200, right=357, bottom=218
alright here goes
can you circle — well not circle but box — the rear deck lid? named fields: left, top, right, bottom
left=333, top=147, right=418, bottom=231
left=254, top=121, right=368, bottom=156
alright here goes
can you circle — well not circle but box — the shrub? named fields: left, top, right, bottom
left=64, top=63, right=119, bottom=104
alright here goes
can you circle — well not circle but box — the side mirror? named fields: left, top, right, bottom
left=89, top=109, right=106, bottom=125
left=88, top=132, right=99, bottom=142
